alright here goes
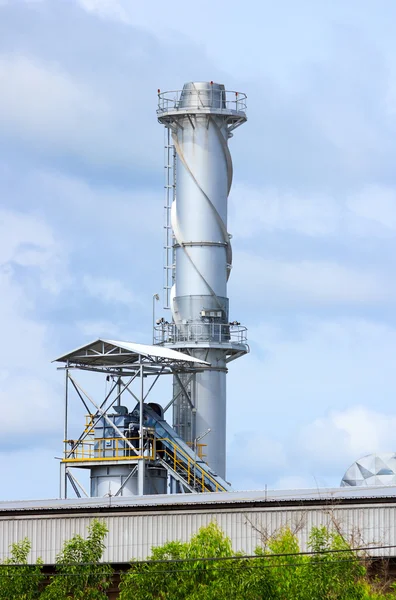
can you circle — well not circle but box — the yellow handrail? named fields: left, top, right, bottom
left=62, top=435, right=226, bottom=492
left=157, top=438, right=225, bottom=492
left=186, top=442, right=207, bottom=459
left=62, top=437, right=155, bottom=462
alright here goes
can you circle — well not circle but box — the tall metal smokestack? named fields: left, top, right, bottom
left=156, top=82, right=248, bottom=480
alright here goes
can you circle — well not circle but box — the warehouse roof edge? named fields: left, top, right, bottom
left=1, top=485, right=396, bottom=516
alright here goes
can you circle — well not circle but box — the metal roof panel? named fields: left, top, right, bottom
left=54, top=338, right=209, bottom=366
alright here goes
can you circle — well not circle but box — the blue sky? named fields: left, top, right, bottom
left=1, top=0, right=396, bottom=499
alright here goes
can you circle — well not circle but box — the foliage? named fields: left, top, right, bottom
left=303, top=526, right=367, bottom=600
left=119, top=521, right=266, bottom=600
left=41, top=519, right=113, bottom=600
left=120, top=522, right=222, bottom=599
left=3, top=520, right=396, bottom=598
left=0, top=537, right=43, bottom=600
left=119, top=523, right=396, bottom=600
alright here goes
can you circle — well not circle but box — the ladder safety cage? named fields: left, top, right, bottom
left=163, top=126, right=176, bottom=310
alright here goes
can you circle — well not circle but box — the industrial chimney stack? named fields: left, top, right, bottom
left=56, top=81, right=248, bottom=500
left=156, top=82, right=249, bottom=479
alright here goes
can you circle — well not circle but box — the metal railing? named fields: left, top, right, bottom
left=154, top=322, right=247, bottom=346
left=63, top=437, right=207, bottom=463
left=62, top=435, right=224, bottom=492
left=187, top=442, right=206, bottom=460
left=157, top=89, right=247, bottom=116
left=63, top=437, right=155, bottom=462
left=157, top=438, right=226, bottom=493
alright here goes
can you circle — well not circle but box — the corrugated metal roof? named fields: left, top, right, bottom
left=1, top=486, right=395, bottom=513
left=54, top=339, right=209, bottom=366
left=107, top=340, right=209, bottom=364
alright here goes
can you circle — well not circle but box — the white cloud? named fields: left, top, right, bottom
left=82, top=275, right=142, bottom=306
left=300, top=407, right=396, bottom=471
left=33, top=170, right=161, bottom=236
left=0, top=267, right=46, bottom=364
left=228, top=432, right=288, bottom=491
left=76, top=0, right=131, bottom=24
left=0, top=54, right=150, bottom=170
left=0, top=447, right=60, bottom=502
left=77, top=319, right=125, bottom=339
left=0, top=377, right=62, bottom=437
left=0, top=207, right=56, bottom=265
left=348, top=185, right=396, bottom=233
left=230, top=184, right=342, bottom=238
left=0, top=207, right=67, bottom=294
left=228, top=432, right=286, bottom=471
left=0, top=209, right=66, bottom=444
left=248, top=318, right=396, bottom=407
left=227, top=317, right=396, bottom=489
left=230, top=183, right=396, bottom=239
left=228, top=404, right=396, bottom=491
left=0, top=208, right=68, bottom=351
left=0, top=55, right=107, bottom=142
left=234, top=253, right=392, bottom=306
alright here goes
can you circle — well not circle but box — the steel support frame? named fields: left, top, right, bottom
left=59, top=359, right=206, bottom=499
left=60, top=365, right=150, bottom=498
left=138, top=364, right=144, bottom=495
left=60, top=365, right=69, bottom=499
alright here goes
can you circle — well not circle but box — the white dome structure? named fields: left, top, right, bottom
left=341, top=453, right=396, bottom=487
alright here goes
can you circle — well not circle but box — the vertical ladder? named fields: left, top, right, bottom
left=163, top=126, right=176, bottom=310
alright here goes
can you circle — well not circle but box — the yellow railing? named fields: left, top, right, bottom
left=84, top=414, right=95, bottom=435
left=186, top=442, right=207, bottom=460
left=63, top=437, right=155, bottom=462
left=63, top=435, right=225, bottom=493
left=156, top=438, right=226, bottom=493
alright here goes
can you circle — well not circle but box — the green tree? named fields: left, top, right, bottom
left=252, top=527, right=307, bottom=599
left=0, top=538, right=43, bottom=600
left=302, top=526, right=367, bottom=600
left=119, top=522, right=274, bottom=600
left=41, top=519, right=113, bottom=600
left=120, top=522, right=396, bottom=600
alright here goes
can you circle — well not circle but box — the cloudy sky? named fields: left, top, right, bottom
left=1, top=0, right=396, bottom=500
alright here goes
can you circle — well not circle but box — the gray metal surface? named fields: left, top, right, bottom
left=2, top=485, right=396, bottom=512
left=90, top=465, right=167, bottom=496
left=1, top=487, right=396, bottom=564
left=157, top=82, right=248, bottom=479
left=342, top=453, right=396, bottom=486
left=54, top=339, right=209, bottom=367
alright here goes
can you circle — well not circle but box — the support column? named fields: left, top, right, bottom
left=138, top=364, right=145, bottom=495
left=60, top=366, right=69, bottom=499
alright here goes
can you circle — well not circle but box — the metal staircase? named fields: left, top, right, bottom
left=62, top=404, right=230, bottom=495
left=144, top=406, right=230, bottom=493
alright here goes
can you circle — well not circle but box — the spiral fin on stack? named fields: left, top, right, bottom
left=171, top=129, right=231, bottom=317
left=157, top=82, right=248, bottom=479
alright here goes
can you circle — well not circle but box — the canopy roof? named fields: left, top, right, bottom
left=54, top=339, right=209, bottom=369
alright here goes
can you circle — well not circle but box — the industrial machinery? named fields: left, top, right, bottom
left=156, top=82, right=249, bottom=478
left=56, top=340, right=230, bottom=497
left=55, top=82, right=248, bottom=497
